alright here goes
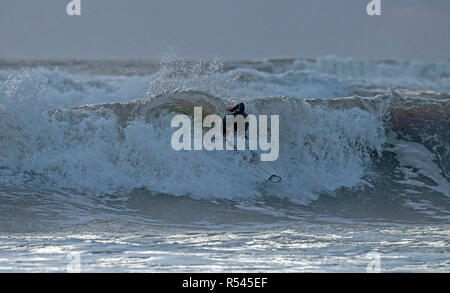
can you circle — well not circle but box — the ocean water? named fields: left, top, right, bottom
left=0, top=56, right=449, bottom=272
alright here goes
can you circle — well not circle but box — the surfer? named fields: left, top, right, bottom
left=222, top=102, right=249, bottom=135
left=221, top=103, right=282, bottom=183
left=222, top=103, right=254, bottom=161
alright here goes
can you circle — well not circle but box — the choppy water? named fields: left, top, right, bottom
left=0, top=56, right=449, bottom=272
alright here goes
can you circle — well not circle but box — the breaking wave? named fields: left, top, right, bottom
left=0, top=57, right=448, bottom=211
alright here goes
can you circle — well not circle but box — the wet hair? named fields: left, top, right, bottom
left=230, top=103, right=245, bottom=114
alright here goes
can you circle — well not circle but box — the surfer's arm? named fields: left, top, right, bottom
left=226, top=103, right=244, bottom=113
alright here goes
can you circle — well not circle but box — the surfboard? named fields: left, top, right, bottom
left=244, top=151, right=282, bottom=183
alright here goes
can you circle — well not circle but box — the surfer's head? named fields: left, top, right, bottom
left=226, top=103, right=245, bottom=114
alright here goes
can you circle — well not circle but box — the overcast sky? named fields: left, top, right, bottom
left=0, top=0, right=449, bottom=61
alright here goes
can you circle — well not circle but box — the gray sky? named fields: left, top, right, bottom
left=0, top=0, right=449, bottom=61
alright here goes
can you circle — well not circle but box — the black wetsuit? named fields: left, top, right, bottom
left=222, top=103, right=249, bottom=135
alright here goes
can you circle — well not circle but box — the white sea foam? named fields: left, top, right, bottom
left=231, top=56, right=450, bottom=91
left=298, top=56, right=450, bottom=90
left=0, top=58, right=448, bottom=204
left=0, top=67, right=388, bottom=201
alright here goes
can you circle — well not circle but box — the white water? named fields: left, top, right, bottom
left=0, top=66, right=388, bottom=202
left=0, top=57, right=449, bottom=272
